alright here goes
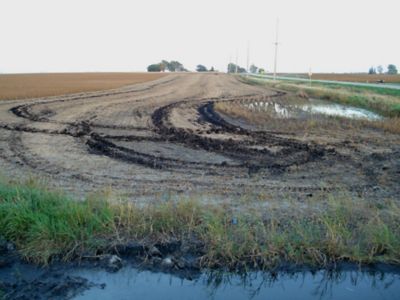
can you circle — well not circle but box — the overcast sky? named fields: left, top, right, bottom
left=1, top=0, right=399, bottom=73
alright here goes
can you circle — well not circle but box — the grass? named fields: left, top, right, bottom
left=243, top=76, right=400, bottom=118
left=0, top=179, right=399, bottom=269
left=291, top=73, right=400, bottom=84
left=0, top=73, right=167, bottom=100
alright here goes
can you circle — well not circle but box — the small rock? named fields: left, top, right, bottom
left=161, top=257, right=174, bottom=268
left=149, top=246, right=162, bottom=257
left=107, top=255, right=122, bottom=272
left=109, top=255, right=121, bottom=265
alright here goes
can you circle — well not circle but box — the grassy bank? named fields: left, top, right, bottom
left=243, top=76, right=400, bottom=118
left=0, top=179, right=399, bottom=268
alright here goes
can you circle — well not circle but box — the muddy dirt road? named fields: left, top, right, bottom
left=0, top=73, right=399, bottom=203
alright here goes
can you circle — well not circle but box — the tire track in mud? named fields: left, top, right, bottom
left=3, top=82, right=337, bottom=175
left=1, top=73, right=398, bottom=201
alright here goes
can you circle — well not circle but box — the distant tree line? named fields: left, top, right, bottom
left=368, top=64, right=398, bottom=75
left=227, top=63, right=246, bottom=73
left=147, top=60, right=188, bottom=72
left=196, top=65, right=215, bottom=72
left=227, top=63, right=265, bottom=74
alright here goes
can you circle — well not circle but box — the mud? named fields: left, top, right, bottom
left=0, top=73, right=399, bottom=203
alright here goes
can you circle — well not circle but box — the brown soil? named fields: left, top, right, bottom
left=0, top=73, right=399, bottom=203
left=0, top=72, right=167, bottom=100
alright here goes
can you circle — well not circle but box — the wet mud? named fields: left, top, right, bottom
left=0, top=73, right=399, bottom=203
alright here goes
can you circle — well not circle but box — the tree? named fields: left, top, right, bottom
left=387, top=64, right=398, bottom=75
left=368, top=67, right=376, bottom=74
left=196, top=64, right=208, bottom=72
left=227, top=63, right=236, bottom=73
left=249, top=64, right=258, bottom=74
left=167, top=60, right=184, bottom=72
left=210, top=66, right=215, bottom=72
left=160, top=60, right=169, bottom=72
left=258, top=68, right=265, bottom=74
left=147, top=64, right=161, bottom=72
left=227, top=63, right=246, bottom=73
left=377, top=65, right=384, bottom=74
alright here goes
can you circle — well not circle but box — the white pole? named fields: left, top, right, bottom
left=246, top=41, right=250, bottom=76
left=273, top=19, right=279, bottom=81
left=235, top=49, right=238, bottom=74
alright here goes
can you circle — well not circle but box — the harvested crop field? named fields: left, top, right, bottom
left=291, top=73, right=400, bottom=84
left=0, top=73, right=399, bottom=204
left=0, top=72, right=166, bottom=100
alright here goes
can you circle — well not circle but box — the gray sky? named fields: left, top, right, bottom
left=1, top=0, right=399, bottom=73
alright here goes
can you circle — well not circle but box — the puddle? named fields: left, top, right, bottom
left=242, top=99, right=382, bottom=120
left=70, top=266, right=400, bottom=300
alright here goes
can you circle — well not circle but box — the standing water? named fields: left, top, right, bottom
left=243, top=98, right=382, bottom=121
left=70, top=266, right=400, bottom=300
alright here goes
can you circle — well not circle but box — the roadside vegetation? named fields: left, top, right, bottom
left=0, top=178, right=399, bottom=269
left=284, top=73, right=400, bottom=84
left=242, top=76, right=400, bottom=117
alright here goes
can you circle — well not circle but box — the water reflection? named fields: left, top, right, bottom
left=242, top=99, right=382, bottom=120
left=72, top=266, right=400, bottom=300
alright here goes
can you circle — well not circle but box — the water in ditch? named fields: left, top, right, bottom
left=70, top=266, right=400, bottom=300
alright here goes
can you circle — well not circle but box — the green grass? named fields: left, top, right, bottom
left=0, top=179, right=399, bottom=268
left=320, top=83, right=400, bottom=97
left=243, top=76, right=400, bottom=117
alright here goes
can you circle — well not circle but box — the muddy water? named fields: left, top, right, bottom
left=1, top=261, right=399, bottom=299
left=243, top=98, right=382, bottom=120
left=70, top=267, right=400, bottom=300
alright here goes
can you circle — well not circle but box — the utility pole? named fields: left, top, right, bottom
left=273, top=19, right=279, bottom=81
left=235, top=49, right=238, bottom=73
left=246, top=41, right=250, bottom=76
